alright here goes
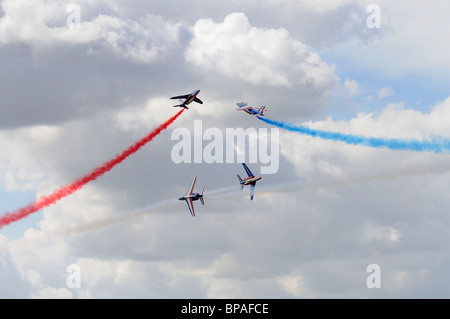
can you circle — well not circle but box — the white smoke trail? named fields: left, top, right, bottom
left=7, top=158, right=450, bottom=251
left=58, top=198, right=179, bottom=237
left=6, top=184, right=239, bottom=250
left=207, top=159, right=450, bottom=200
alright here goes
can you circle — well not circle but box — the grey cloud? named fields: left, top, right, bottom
left=0, top=238, right=34, bottom=297
left=2, top=0, right=450, bottom=299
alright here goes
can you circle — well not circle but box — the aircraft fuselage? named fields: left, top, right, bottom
left=179, top=193, right=203, bottom=201
left=183, top=90, right=200, bottom=107
left=171, top=90, right=202, bottom=109
left=243, top=109, right=258, bottom=115
left=242, top=176, right=262, bottom=185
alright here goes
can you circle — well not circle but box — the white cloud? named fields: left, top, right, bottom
left=276, top=272, right=307, bottom=297
left=2, top=0, right=450, bottom=299
left=378, top=86, right=394, bottom=98
left=327, top=1, right=450, bottom=78
left=344, top=78, right=359, bottom=96
left=113, top=97, right=174, bottom=131
left=358, top=222, right=401, bottom=245
left=294, top=0, right=356, bottom=13
left=0, top=0, right=183, bottom=63
left=34, top=287, right=73, bottom=299
left=294, top=97, right=450, bottom=142
left=186, top=12, right=337, bottom=89
left=0, top=126, right=58, bottom=191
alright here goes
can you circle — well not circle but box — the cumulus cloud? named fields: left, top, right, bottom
left=5, top=96, right=450, bottom=298
left=276, top=271, right=307, bottom=297
left=327, top=0, right=450, bottom=79
left=0, top=0, right=183, bottom=63
left=358, top=222, right=401, bottom=245
left=34, top=287, right=73, bottom=299
left=186, top=13, right=337, bottom=89
left=2, top=0, right=450, bottom=299
left=284, top=0, right=357, bottom=13
left=308, top=97, right=450, bottom=139
left=344, top=78, right=359, bottom=96
left=0, top=126, right=58, bottom=192
left=378, top=87, right=394, bottom=98
left=0, top=0, right=194, bottom=129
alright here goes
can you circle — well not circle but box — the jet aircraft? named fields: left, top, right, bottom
left=237, top=163, right=262, bottom=200
left=178, top=176, right=205, bottom=216
left=171, top=90, right=203, bottom=109
left=236, top=102, right=270, bottom=116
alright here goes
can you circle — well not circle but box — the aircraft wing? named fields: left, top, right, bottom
left=186, top=176, right=197, bottom=196
left=236, top=102, right=248, bottom=108
left=170, top=94, right=190, bottom=100
left=250, top=184, right=255, bottom=201
left=185, top=198, right=195, bottom=216
left=242, top=163, right=254, bottom=178
left=194, top=97, right=203, bottom=104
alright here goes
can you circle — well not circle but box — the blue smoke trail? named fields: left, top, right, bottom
left=257, top=116, right=450, bottom=153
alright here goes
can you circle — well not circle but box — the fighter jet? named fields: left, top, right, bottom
left=237, top=163, right=262, bottom=200
left=171, top=90, right=203, bottom=109
left=236, top=102, right=270, bottom=116
left=178, top=176, right=205, bottom=216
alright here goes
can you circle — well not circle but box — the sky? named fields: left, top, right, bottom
left=1, top=0, right=450, bottom=298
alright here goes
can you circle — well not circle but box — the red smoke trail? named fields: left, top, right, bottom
left=0, top=109, right=184, bottom=230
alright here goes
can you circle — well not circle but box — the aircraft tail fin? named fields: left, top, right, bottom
left=258, top=106, right=266, bottom=115
left=173, top=105, right=188, bottom=109
left=237, top=175, right=244, bottom=190
left=259, top=106, right=271, bottom=115
left=242, top=163, right=254, bottom=178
